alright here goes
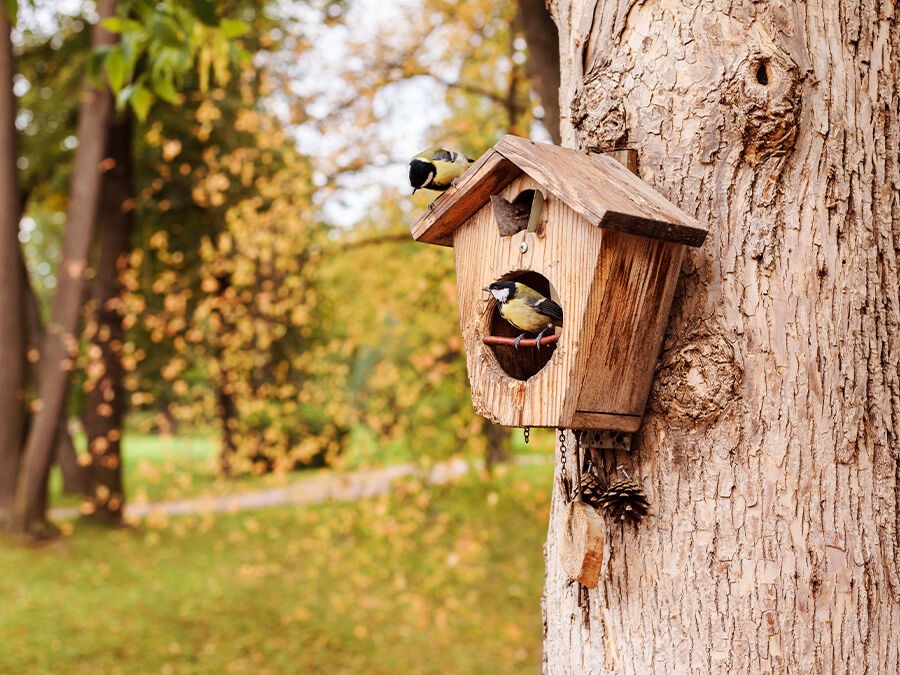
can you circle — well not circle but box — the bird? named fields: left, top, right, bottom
left=408, top=146, right=473, bottom=193
left=484, top=281, right=563, bottom=350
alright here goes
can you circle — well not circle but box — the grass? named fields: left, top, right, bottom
left=4, top=462, right=553, bottom=674
left=51, top=427, right=556, bottom=508
left=50, top=434, right=222, bottom=508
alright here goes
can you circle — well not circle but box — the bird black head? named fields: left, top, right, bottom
left=409, top=159, right=436, bottom=193
left=483, top=280, right=517, bottom=304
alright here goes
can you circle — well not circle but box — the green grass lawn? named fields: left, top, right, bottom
left=51, top=427, right=556, bottom=510
left=4, top=464, right=553, bottom=674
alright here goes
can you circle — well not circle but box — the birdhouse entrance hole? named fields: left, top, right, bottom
left=485, top=270, right=560, bottom=381
left=490, top=189, right=544, bottom=237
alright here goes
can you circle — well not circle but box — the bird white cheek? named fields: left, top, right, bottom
left=490, top=288, right=510, bottom=303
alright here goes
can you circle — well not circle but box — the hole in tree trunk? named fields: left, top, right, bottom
left=756, top=63, right=769, bottom=85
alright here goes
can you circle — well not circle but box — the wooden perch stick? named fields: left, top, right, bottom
left=483, top=334, right=560, bottom=348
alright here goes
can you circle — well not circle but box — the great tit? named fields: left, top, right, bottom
left=484, top=281, right=563, bottom=350
left=409, top=146, right=473, bottom=193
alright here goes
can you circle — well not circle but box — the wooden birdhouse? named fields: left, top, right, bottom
left=410, top=135, right=707, bottom=432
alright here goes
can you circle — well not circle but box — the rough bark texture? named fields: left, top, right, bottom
left=542, top=1, right=900, bottom=673
left=14, top=0, right=117, bottom=535
left=0, top=11, right=25, bottom=527
left=82, top=112, right=133, bottom=524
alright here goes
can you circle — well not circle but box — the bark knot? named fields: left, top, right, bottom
left=571, top=66, right=628, bottom=152
left=721, top=51, right=801, bottom=165
left=650, top=324, right=742, bottom=428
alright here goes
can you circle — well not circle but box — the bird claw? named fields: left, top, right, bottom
left=534, top=327, right=549, bottom=351
left=513, top=334, right=525, bottom=349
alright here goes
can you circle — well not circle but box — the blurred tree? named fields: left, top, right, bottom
left=516, top=0, right=559, bottom=143
left=10, top=0, right=256, bottom=534
left=0, top=5, right=25, bottom=528
left=14, top=0, right=118, bottom=537
left=80, top=112, right=134, bottom=524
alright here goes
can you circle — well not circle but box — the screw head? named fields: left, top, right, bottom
left=519, top=241, right=528, bottom=253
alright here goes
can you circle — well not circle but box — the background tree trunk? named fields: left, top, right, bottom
left=0, top=9, right=26, bottom=528
left=542, top=1, right=900, bottom=672
left=517, top=0, right=561, bottom=143
left=14, top=0, right=117, bottom=536
left=81, top=112, right=133, bottom=524
left=20, top=245, right=87, bottom=495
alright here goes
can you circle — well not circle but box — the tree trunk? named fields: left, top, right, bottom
left=517, top=0, right=561, bottom=143
left=542, top=1, right=900, bottom=672
left=20, top=245, right=87, bottom=495
left=216, top=375, right=239, bottom=477
left=81, top=112, right=133, bottom=525
left=14, top=0, right=117, bottom=536
left=483, top=418, right=510, bottom=471
left=0, top=9, right=25, bottom=528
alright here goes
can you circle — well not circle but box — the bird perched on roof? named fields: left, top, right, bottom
left=484, top=281, right=563, bottom=350
left=409, top=146, right=473, bottom=193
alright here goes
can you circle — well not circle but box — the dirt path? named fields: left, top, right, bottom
left=49, top=455, right=551, bottom=521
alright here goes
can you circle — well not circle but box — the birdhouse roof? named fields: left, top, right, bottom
left=410, top=135, right=707, bottom=247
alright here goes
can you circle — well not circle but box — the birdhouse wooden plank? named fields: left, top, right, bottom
left=410, top=135, right=707, bottom=431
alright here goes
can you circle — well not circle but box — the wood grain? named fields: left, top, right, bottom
left=557, top=500, right=604, bottom=588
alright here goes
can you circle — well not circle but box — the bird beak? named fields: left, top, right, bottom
left=482, top=287, right=490, bottom=292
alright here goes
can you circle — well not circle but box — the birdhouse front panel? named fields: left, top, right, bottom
left=453, top=174, right=606, bottom=428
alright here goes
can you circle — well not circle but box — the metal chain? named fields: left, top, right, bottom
left=523, top=427, right=530, bottom=444
left=558, top=428, right=569, bottom=500
left=558, top=428, right=567, bottom=473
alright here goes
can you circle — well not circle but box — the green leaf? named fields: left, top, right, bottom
left=151, top=73, right=180, bottom=105
left=100, top=16, right=125, bottom=33
left=87, top=46, right=112, bottom=88
left=2, top=0, right=17, bottom=26
left=188, top=0, right=219, bottom=26
left=115, top=83, right=135, bottom=111
left=149, top=14, right=184, bottom=48
left=102, top=15, right=143, bottom=34
left=104, top=49, right=127, bottom=95
left=129, top=84, right=153, bottom=121
left=219, top=19, right=250, bottom=39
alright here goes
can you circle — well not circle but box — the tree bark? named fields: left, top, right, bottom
left=0, top=9, right=25, bottom=528
left=81, top=112, right=133, bottom=524
left=542, top=1, right=900, bottom=672
left=14, top=0, right=117, bottom=536
left=19, top=245, right=87, bottom=495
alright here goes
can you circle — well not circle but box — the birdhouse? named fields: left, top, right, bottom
left=410, top=135, right=707, bottom=432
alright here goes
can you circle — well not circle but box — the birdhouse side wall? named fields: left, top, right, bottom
left=452, top=175, right=605, bottom=427
left=572, top=232, right=685, bottom=425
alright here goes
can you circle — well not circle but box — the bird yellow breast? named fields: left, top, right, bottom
left=500, top=301, right=554, bottom=333
left=433, top=156, right=468, bottom=186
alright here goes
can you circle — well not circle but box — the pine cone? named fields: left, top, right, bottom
left=578, top=473, right=605, bottom=509
left=598, top=478, right=650, bottom=524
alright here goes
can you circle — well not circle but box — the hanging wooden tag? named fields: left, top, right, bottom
left=557, top=499, right=604, bottom=588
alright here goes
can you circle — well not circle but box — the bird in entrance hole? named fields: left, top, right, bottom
left=484, top=281, right=563, bottom=350
left=408, top=146, right=473, bottom=193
